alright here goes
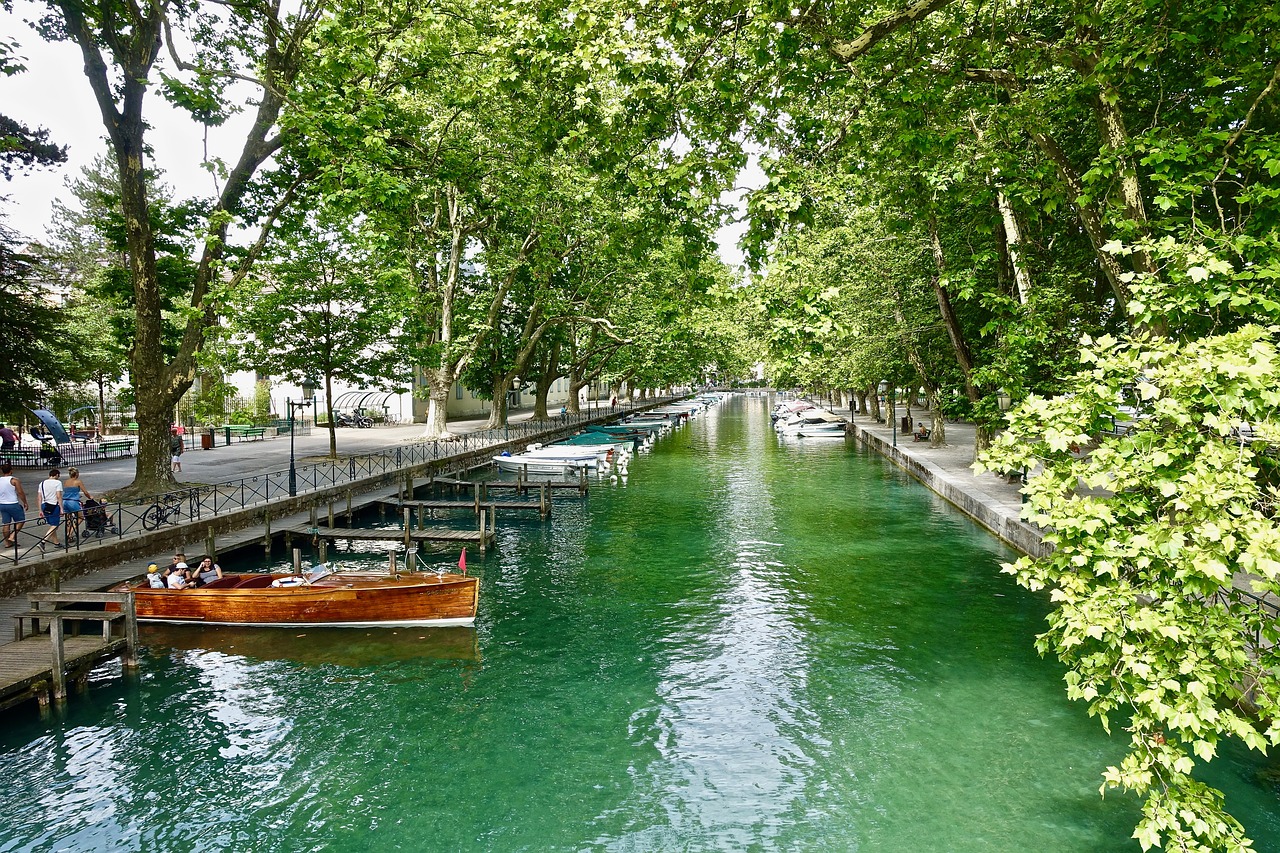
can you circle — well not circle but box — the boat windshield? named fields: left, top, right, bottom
left=306, top=564, right=335, bottom=583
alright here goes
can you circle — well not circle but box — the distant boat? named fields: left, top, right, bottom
left=493, top=453, right=594, bottom=476
left=777, top=409, right=848, bottom=436
left=111, top=568, right=478, bottom=628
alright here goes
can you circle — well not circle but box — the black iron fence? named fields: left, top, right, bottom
left=2, top=398, right=680, bottom=565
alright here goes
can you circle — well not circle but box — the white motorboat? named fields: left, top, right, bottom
left=778, top=409, right=848, bottom=436
left=493, top=453, right=595, bottom=476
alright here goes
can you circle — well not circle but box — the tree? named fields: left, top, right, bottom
left=230, top=217, right=412, bottom=458
left=32, top=0, right=328, bottom=495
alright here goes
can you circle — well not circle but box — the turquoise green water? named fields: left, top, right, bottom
left=2, top=397, right=1277, bottom=851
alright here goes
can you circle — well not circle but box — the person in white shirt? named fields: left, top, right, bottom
left=167, top=565, right=189, bottom=589
left=38, top=469, right=63, bottom=547
left=146, top=563, right=165, bottom=588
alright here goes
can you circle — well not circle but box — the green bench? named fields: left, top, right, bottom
left=224, top=425, right=268, bottom=442
left=96, top=438, right=135, bottom=458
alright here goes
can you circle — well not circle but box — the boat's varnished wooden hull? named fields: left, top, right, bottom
left=112, top=573, right=478, bottom=627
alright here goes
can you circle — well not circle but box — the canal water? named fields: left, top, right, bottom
left=1, top=396, right=1277, bottom=851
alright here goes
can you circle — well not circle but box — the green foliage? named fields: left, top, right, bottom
left=981, top=327, right=1280, bottom=852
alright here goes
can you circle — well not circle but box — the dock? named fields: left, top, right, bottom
left=1, top=591, right=139, bottom=711
left=280, top=521, right=497, bottom=552
left=430, top=476, right=590, bottom=496
left=382, top=498, right=551, bottom=517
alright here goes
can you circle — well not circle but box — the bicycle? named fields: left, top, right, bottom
left=141, top=492, right=184, bottom=530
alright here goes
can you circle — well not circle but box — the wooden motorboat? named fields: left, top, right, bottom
left=111, top=570, right=478, bottom=628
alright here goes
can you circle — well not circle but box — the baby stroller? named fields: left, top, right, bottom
left=82, top=498, right=118, bottom=539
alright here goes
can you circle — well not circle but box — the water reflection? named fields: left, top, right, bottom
left=143, top=624, right=481, bottom=667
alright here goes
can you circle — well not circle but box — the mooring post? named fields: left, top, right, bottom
left=403, top=507, right=411, bottom=548
left=474, top=489, right=481, bottom=519
left=389, top=551, right=397, bottom=575
left=293, top=548, right=302, bottom=574
left=346, top=489, right=353, bottom=523
left=123, top=593, right=139, bottom=670
left=50, top=616, right=66, bottom=703
left=478, top=505, right=486, bottom=553
left=540, top=483, right=548, bottom=517
left=579, top=468, right=588, bottom=494
left=319, top=539, right=328, bottom=563
left=328, top=501, right=335, bottom=529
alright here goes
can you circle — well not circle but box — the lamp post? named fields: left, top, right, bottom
left=997, top=388, right=1012, bottom=413
left=287, top=396, right=313, bottom=497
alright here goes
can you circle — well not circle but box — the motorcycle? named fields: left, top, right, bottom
left=335, top=411, right=374, bottom=429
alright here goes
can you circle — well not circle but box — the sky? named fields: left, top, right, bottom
left=1, top=1, right=759, bottom=266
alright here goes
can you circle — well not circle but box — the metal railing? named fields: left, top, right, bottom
left=1, top=398, right=677, bottom=565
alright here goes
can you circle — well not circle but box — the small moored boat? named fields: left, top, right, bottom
left=111, top=567, right=478, bottom=628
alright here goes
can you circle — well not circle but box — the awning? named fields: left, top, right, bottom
left=331, top=391, right=398, bottom=414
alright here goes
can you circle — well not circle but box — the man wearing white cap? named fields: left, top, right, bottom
left=167, top=562, right=189, bottom=589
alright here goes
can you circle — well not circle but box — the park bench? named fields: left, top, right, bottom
left=0, top=448, right=41, bottom=466
left=225, top=425, right=269, bottom=442
left=95, top=438, right=135, bottom=458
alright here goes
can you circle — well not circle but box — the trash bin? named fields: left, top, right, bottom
left=901, top=416, right=912, bottom=433
left=201, top=429, right=214, bottom=450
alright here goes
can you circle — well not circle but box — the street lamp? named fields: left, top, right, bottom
left=287, top=396, right=313, bottom=497
left=997, top=388, right=1012, bottom=412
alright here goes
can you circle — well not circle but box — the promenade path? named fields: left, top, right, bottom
left=0, top=407, right=603, bottom=646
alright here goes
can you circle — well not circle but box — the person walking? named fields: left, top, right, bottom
left=170, top=428, right=184, bottom=473
left=37, top=468, right=63, bottom=548
left=61, top=467, right=91, bottom=544
left=0, top=460, right=28, bottom=547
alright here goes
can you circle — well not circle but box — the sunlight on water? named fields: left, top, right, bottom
left=0, top=396, right=1276, bottom=852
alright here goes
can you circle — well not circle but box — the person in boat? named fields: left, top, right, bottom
left=167, top=563, right=190, bottom=589
left=195, top=556, right=223, bottom=586
left=164, top=552, right=188, bottom=583
left=146, top=563, right=166, bottom=588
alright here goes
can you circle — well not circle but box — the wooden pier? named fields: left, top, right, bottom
left=383, top=497, right=551, bottom=518
left=1, top=591, right=138, bottom=711
left=430, top=476, right=589, bottom=497
left=281, top=520, right=497, bottom=552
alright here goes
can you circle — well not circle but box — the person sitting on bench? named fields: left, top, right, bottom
left=913, top=422, right=930, bottom=441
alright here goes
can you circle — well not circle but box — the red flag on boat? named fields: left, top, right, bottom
left=459, top=548, right=467, bottom=576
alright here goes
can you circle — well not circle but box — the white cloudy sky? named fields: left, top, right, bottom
left=1, top=1, right=757, bottom=266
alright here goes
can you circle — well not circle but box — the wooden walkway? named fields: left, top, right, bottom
left=280, top=524, right=497, bottom=550
left=382, top=499, right=550, bottom=516
left=431, top=476, right=589, bottom=496
left=0, top=591, right=139, bottom=711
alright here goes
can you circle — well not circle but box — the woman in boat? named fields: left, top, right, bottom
left=195, top=556, right=223, bottom=586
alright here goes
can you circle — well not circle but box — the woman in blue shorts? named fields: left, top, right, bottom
left=62, top=467, right=92, bottom=542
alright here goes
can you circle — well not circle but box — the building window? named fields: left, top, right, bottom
left=455, top=382, right=463, bottom=400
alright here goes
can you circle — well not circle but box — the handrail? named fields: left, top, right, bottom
left=1, top=397, right=681, bottom=565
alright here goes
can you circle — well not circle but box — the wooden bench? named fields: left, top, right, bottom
left=0, top=448, right=41, bottom=466
left=95, top=438, right=135, bottom=458
left=225, top=425, right=268, bottom=442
